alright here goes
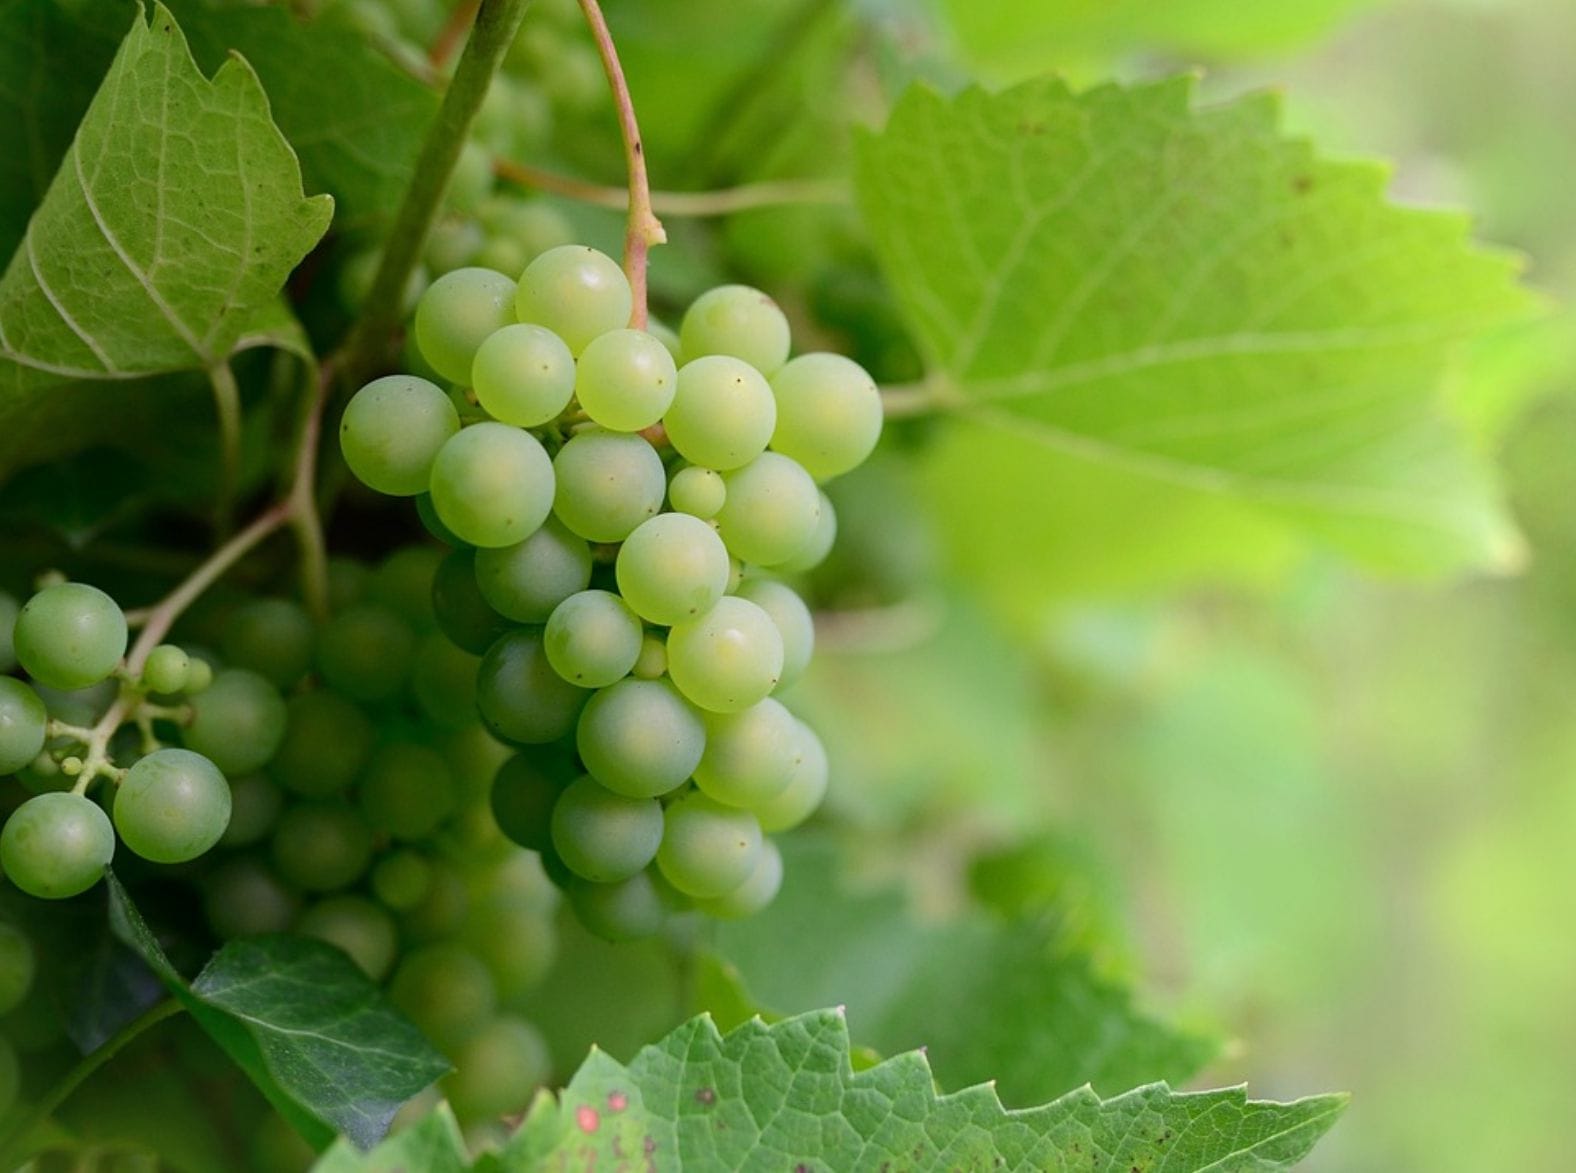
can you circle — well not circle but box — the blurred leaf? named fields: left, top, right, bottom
left=857, top=78, right=1534, bottom=579
left=313, top=1103, right=469, bottom=1173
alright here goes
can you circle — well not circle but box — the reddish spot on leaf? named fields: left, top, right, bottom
left=608, top=1091, right=628, bottom=1112
left=577, top=1105, right=600, bottom=1133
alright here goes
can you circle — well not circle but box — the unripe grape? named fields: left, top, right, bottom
left=755, top=720, right=829, bottom=832
left=576, top=677, right=704, bottom=799
left=0, top=677, right=48, bottom=775
left=357, top=741, right=456, bottom=841
left=339, top=375, right=460, bottom=496
left=269, top=690, right=375, bottom=798
left=184, top=669, right=287, bottom=776
left=490, top=747, right=577, bottom=853
left=316, top=604, right=416, bottom=703
left=544, top=589, right=643, bottom=688
left=514, top=245, right=632, bottom=354
left=471, top=323, right=576, bottom=427
left=734, top=578, right=814, bottom=688
left=714, top=452, right=821, bottom=567
left=569, top=871, right=668, bottom=942
left=768, top=352, right=882, bottom=481
left=656, top=792, right=762, bottom=899
left=692, top=698, right=797, bottom=809
left=432, top=547, right=511, bottom=654
left=574, top=328, right=678, bottom=431
left=550, top=775, right=663, bottom=883
left=141, top=644, right=191, bottom=695
left=0, top=922, right=37, bottom=1015
left=204, top=855, right=296, bottom=939
left=666, top=596, right=784, bottom=714
left=14, top=582, right=127, bottom=690
left=442, top=1015, right=551, bottom=1124
left=663, top=356, right=776, bottom=471
left=296, top=896, right=399, bottom=982
left=698, top=836, right=783, bottom=919
left=614, top=513, right=730, bottom=627
left=429, top=422, right=555, bottom=549
left=414, top=267, right=518, bottom=384
left=114, top=748, right=232, bottom=864
left=667, top=465, right=725, bottom=519
left=476, top=629, right=588, bottom=745
left=0, top=791, right=115, bottom=899
left=271, top=803, right=374, bottom=892
left=389, top=944, right=497, bottom=1052
left=551, top=429, right=665, bottom=543
left=473, top=518, right=592, bottom=623
left=680, top=284, right=791, bottom=376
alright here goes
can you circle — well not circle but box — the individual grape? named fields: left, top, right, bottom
left=715, top=452, right=822, bottom=566
left=774, top=490, right=837, bottom=574
left=0, top=922, right=35, bottom=1015
left=667, top=465, right=725, bottom=519
left=692, top=698, right=797, bottom=809
left=442, top=1015, right=551, bottom=1125
left=734, top=578, right=814, bottom=688
left=550, top=775, right=664, bottom=883
left=550, top=429, right=665, bottom=542
left=514, top=245, right=632, bottom=354
left=475, top=629, right=588, bottom=745
left=631, top=632, right=666, bottom=679
left=666, top=596, right=784, bottom=713
left=268, top=690, right=375, bottom=798
left=575, top=678, right=704, bottom=799
left=490, top=747, right=576, bottom=852
left=768, top=352, right=882, bottom=481
left=544, top=590, right=643, bottom=687
left=754, top=720, right=828, bottom=832
left=568, top=871, right=667, bottom=941
left=662, top=355, right=776, bottom=471
left=0, top=591, right=18, bottom=672
left=461, top=889, right=557, bottom=999
left=183, top=656, right=214, bottom=694
left=655, top=791, right=762, bottom=899
left=315, top=603, right=416, bottom=703
left=389, top=944, right=497, bottom=1052
left=326, top=556, right=370, bottom=611
left=140, top=643, right=190, bottom=695
left=410, top=631, right=480, bottom=729
left=425, top=216, right=485, bottom=274
left=0, top=791, right=115, bottom=899
left=184, top=669, right=287, bottom=776
left=416, top=492, right=465, bottom=546
left=371, top=850, right=434, bottom=911
left=697, top=836, right=783, bottom=919
left=114, top=748, right=232, bottom=864
left=271, top=802, right=374, bottom=892
left=429, top=422, right=555, bottom=549
left=0, top=677, right=47, bottom=775
left=368, top=546, right=444, bottom=630
left=296, top=896, right=399, bottom=981
left=574, top=328, right=678, bottom=431
left=473, top=518, right=592, bottom=622
left=401, top=860, right=470, bottom=944
left=432, top=547, right=512, bottom=654
left=13, top=582, right=127, bottom=690
left=339, top=375, right=460, bottom=496
left=219, top=774, right=284, bottom=848
left=479, top=195, right=573, bottom=260
left=357, top=740, right=456, bottom=841
left=471, top=323, right=576, bottom=427
left=220, top=598, right=316, bottom=689
left=614, top=513, right=730, bottom=626
left=204, top=855, right=297, bottom=939
left=680, top=284, right=791, bottom=376
left=413, top=267, right=518, bottom=384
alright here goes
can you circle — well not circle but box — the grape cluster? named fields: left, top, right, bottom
left=340, top=244, right=881, bottom=939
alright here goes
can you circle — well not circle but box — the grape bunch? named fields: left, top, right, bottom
left=340, top=243, right=882, bottom=939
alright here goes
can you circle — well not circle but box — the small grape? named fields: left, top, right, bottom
left=476, top=629, right=588, bottom=745
left=389, top=944, right=497, bottom=1052
left=445, top=140, right=495, bottom=215
left=734, top=578, right=814, bottom=688
left=204, top=855, right=297, bottom=939
left=667, top=465, right=725, bottom=519
left=662, top=355, right=776, bottom=471
left=0, top=922, right=36, bottom=1015
left=568, top=871, right=667, bottom=942
left=184, top=669, right=288, bottom=776
left=460, top=891, right=557, bottom=1000
left=368, top=547, right=444, bottom=630
left=0, top=677, right=48, bottom=775
left=326, top=557, right=370, bottom=611
left=544, top=590, right=642, bottom=688
left=296, top=896, right=399, bottom=981
left=315, top=604, right=416, bottom=703
left=574, top=328, right=678, bottom=431
left=442, top=1015, right=551, bottom=1125
left=220, top=774, right=284, bottom=848
left=140, top=644, right=190, bottom=696
left=614, top=513, right=730, bottom=626
left=551, top=428, right=666, bottom=542
left=410, top=631, right=480, bottom=730
left=14, top=582, right=127, bottom=690
left=473, top=518, right=592, bottom=623
left=471, top=323, right=576, bottom=427
left=479, top=196, right=574, bottom=261
left=666, top=596, right=784, bottom=713
left=754, top=720, right=828, bottom=832
left=514, top=245, right=632, bottom=354
left=631, top=632, right=667, bottom=680
left=550, top=775, right=663, bottom=883
left=371, top=850, right=434, bottom=911
left=698, top=836, right=783, bottom=919
left=268, top=690, right=375, bottom=798
left=114, top=748, right=232, bottom=864
left=429, top=422, right=555, bottom=549
left=655, top=791, right=762, bottom=899
left=432, top=547, right=512, bottom=654
left=715, top=452, right=822, bottom=567
left=0, top=791, right=115, bottom=899
left=774, top=491, right=837, bottom=574
left=402, top=860, right=470, bottom=944
left=768, top=352, right=882, bottom=481
left=414, top=267, right=518, bottom=384
left=490, top=747, right=576, bottom=853
left=576, top=678, right=704, bottom=799
left=220, top=598, right=318, bottom=689
left=271, top=802, right=374, bottom=892
left=425, top=216, right=486, bottom=274
left=357, top=740, right=456, bottom=841
left=339, top=375, right=460, bottom=496
left=692, top=698, right=797, bottom=809
left=183, top=656, right=215, bottom=695
left=680, top=284, right=791, bottom=376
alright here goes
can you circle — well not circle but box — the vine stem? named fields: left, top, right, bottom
left=577, top=0, right=665, bottom=328
left=492, top=158, right=847, bottom=217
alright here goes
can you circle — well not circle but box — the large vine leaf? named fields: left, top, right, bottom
left=0, top=2, right=332, bottom=475
left=499, top=1009, right=1345, bottom=1171
left=856, top=78, right=1536, bottom=577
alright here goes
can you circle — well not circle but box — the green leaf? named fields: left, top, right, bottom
left=856, top=78, right=1535, bottom=577
left=500, top=1009, right=1344, bottom=1171
left=0, top=2, right=332, bottom=476
left=313, top=1104, right=470, bottom=1173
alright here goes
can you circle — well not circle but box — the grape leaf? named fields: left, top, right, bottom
left=499, top=1008, right=1344, bottom=1171
left=856, top=77, right=1535, bottom=576
left=313, top=1104, right=470, bottom=1173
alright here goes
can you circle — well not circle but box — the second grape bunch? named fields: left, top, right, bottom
left=340, top=245, right=882, bottom=938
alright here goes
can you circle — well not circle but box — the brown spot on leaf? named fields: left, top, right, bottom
left=695, top=1086, right=717, bottom=1106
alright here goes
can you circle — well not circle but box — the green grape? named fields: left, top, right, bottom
left=460, top=889, right=557, bottom=999
left=416, top=492, right=465, bottom=546
left=429, top=422, right=555, bottom=549
left=442, top=1015, right=551, bottom=1125
left=550, top=429, right=665, bottom=542
left=549, top=775, right=663, bottom=883
left=337, top=244, right=428, bottom=314
left=655, top=791, right=762, bottom=899
left=474, top=234, right=530, bottom=278
left=0, top=677, right=47, bottom=775
left=327, top=556, right=370, bottom=611
left=662, top=355, right=776, bottom=471
left=734, top=578, right=814, bottom=688
left=203, top=855, right=296, bottom=939
left=0, top=1035, right=18, bottom=1119
left=219, top=598, right=316, bottom=688
left=0, top=791, right=115, bottom=899
left=389, top=943, right=497, bottom=1051
left=471, top=322, right=576, bottom=427
left=357, top=740, right=456, bottom=841
left=666, top=596, right=784, bottom=714
left=715, top=452, right=822, bottom=567
left=514, top=245, right=632, bottom=355
left=544, top=589, right=643, bottom=687
left=574, top=328, right=678, bottom=431
left=0, top=922, right=35, bottom=1016
left=183, top=656, right=214, bottom=695
left=768, top=352, right=882, bottom=481
left=432, top=548, right=511, bottom=653
left=402, top=859, right=470, bottom=943
left=425, top=216, right=485, bottom=273
left=414, top=267, right=518, bottom=384
left=368, top=546, right=444, bottom=630
left=114, top=748, right=231, bottom=864
left=679, top=284, right=791, bottom=376
left=271, top=802, right=374, bottom=892
left=219, top=774, right=284, bottom=847
left=692, top=698, right=796, bottom=809
left=575, top=678, right=704, bottom=799
left=14, top=582, right=127, bottom=690
left=316, top=603, right=416, bottom=703
left=697, top=836, right=783, bottom=919
left=140, top=643, right=190, bottom=695
left=490, top=746, right=576, bottom=852
left=446, top=140, right=494, bottom=214
left=441, top=721, right=514, bottom=805
left=631, top=632, right=667, bottom=679
left=568, top=871, right=667, bottom=941
left=614, top=513, right=730, bottom=626
left=411, top=631, right=480, bottom=729
left=755, top=719, right=828, bottom=832
left=479, top=196, right=572, bottom=264
left=667, top=465, right=725, bottom=519
left=268, top=689, right=375, bottom=797
left=0, top=591, right=18, bottom=672
left=296, top=896, right=398, bottom=981
left=372, top=850, right=434, bottom=911
left=774, top=490, right=837, bottom=574
left=473, top=518, right=592, bottom=622
left=184, top=668, right=288, bottom=776
left=339, top=375, right=461, bottom=496
left=476, top=629, right=588, bottom=745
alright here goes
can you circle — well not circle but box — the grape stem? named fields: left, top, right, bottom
left=576, top=0, right=665, bottom=328
left=492, top=158, right=848, bottom=217
left=429, top=0, right=480, bottom=70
